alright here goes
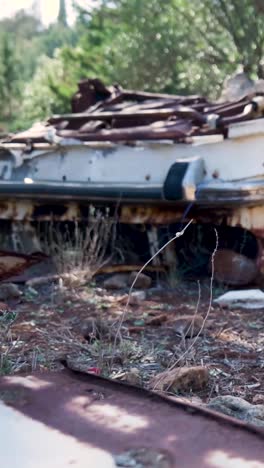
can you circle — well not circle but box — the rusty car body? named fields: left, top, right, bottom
left=1, top=78, right=264, bottom=281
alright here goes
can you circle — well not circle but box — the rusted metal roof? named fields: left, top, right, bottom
left=0, top=369, right=263, bottom=467
left=5, top=78, right=264, bottom=144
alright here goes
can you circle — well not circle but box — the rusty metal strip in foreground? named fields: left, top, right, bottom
left=0, top=368, right=263, bottom=468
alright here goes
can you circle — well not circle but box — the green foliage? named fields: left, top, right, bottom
left=0, top=8, right=76, bottom=129
left=0, top=34, right=20, bottom=118
left=51, top=0, right=264, bottom=101
left=173, top=0, right=264, bottom=95
left=39, top=22, right=77, bottom=58
left=21, top=51, right=74, bottom=126
left=102, top=0, right=185, bottom=92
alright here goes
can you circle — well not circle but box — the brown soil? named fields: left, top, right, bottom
left=0, top=279, right=263, bottom=404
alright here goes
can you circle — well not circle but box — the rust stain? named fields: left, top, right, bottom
left=228, top=205, right=264, bottom=238
left=0, top=200, right=34, bottom=220
left=121, top=204, right=264, bottom=239
left=0, top=200, right=80, bottom=221
left=0, top=198, right=264, bottom=246
left=120, top=206, right=185, bottom=224
left=120, top=204, right=230, bottom=226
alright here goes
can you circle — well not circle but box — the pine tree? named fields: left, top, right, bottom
left=0, top=35, right=19, bottom=118
left=58, top=0, right=67, bottom=26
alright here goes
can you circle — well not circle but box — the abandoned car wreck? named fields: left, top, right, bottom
left=1, top=78, right=264, bottom=283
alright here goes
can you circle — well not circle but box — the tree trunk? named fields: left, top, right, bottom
left=257, top=64, right=264, bottom=80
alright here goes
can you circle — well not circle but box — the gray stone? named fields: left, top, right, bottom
left=118, top=291, right=146, bottom=306
left=220, top=72, right=254, bottom=102
left=130, top=291, right=147, bottom=302
left=214, top=289, right=264, bottom=309
left=207, top=395, right=264, bottom=427
left=253, top=394, right=264, bottom=405
left=103, top=274, right=128, bottom=290
left=0, top=283, right=22, bottom=300
left=115, top=448, right=172, bottom=467
left=129, top=272, right=152, bottom=289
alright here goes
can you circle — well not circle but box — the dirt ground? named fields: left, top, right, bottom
left=0, top=277, right=263, bottom=405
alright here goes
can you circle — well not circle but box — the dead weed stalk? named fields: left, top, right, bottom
left=111, top=219, right=194, bottom=368
left=169, top=229, right=218, bottom=369
left=178, top=279, right=201, bottom=354
left=152, top=228, right=219, bottom=392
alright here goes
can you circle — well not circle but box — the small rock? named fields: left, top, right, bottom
left=253, top=394, right=264, bottom=405
left=174, top=315, right=204, bottom=337
left=129, top=272, right=152, bottom=289
left=123, top=369, right=141, bottom=386
left=0, top=283, right=22, bottom=300
left=103, top=274, right=128, bottom=290
left=208, top=395, right=251, bottom=413
left=220, top=72, right=254, bottom=102
left=212, top=249, right=258, bottom=286
left=115, top=448, right=172, bottom=468
left=150, top=366, right=209, bottom=393
left=60, top=273, right=79, bottom=287
left=60, top=272, right=90, bottom=288
left=207, top=395, right=264, bottom=427
left=113, top=368, right=141, bottom=386
left=118, top=290, right=146, bottom=306
left=214, top=289, right=264, bottom=309
left=130, top=290, right=147, bottom=303
left=247, top=405, right=264, bottom=427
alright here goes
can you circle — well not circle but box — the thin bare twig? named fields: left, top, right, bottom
left=153, top=228, right=219, bottom=392
left=176, top=279, right=201, bottom=358
left=110, top=219, right=194, bottom=368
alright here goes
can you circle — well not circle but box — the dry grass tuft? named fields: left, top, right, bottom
left=44, top=214, right=115, bottom=287
left=0, top=311, right=26, bottom=375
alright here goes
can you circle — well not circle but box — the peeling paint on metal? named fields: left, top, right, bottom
left=228, top=206, right=264, bottom=238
